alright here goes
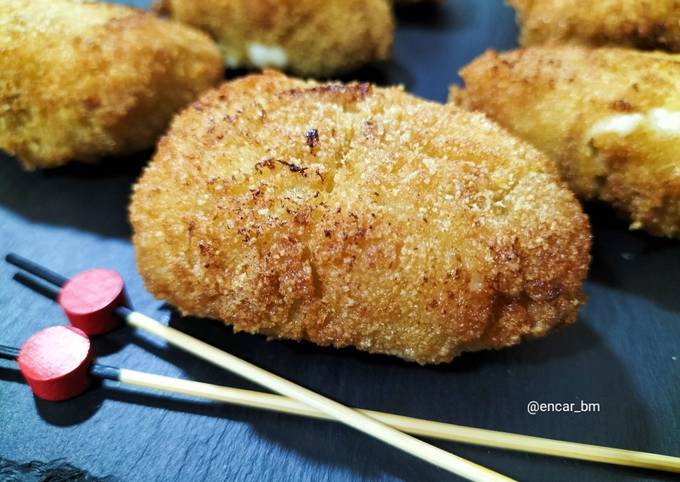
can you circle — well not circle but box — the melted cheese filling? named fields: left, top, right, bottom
left=648, top=108, right=680, bottom=135
left=588, top=108, right=680, bottom=139
left=247, top=43, right=288, bottom=69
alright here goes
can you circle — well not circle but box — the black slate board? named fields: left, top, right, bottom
left=0, top=1, right=678, bottom=481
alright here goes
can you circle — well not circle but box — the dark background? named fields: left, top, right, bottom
left=0, top=1, right=678, bottom=481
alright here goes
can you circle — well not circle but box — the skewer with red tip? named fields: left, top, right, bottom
left=8, top=256, right=680, bottom=477
left=6, top=254, right=126, bottom=336
left=3, top=334, right=680, bottom=475
left=0, top=328, right=120, bottom=402
left=59, top=269, right=127, bottom=335
left=5, top=253, right=514, bottom=482
left=16, top=325, right=93, bottom=401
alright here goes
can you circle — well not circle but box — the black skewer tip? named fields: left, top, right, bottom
left=0, top=344, right=20, bottom=361
left=6, top=253, right=68, bottom=287
left=89, top=364, right=121, bottom=381
left=13, top=272, right=60, bottom=302
left=9, top=258, right=131, bottom=336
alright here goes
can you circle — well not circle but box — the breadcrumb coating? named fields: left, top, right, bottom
left=455, top=47, right=680, bottom=238
left=154, top=0, right=394, bottom=77
left=130, top=71, right=590, bottom=364
left=508, top=0, right=680, bottom=52
left=0, top=0, right=223, bottom=169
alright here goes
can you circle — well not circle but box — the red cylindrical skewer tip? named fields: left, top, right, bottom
left=57, top=269, right=127, bottom=336
left=17, top=326, right=93, bottom=401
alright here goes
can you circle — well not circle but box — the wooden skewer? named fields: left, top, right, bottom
left=10, top=256, right=680, bottom=477
left=6, top=255, right=513, bottom=482
left=119, top=369, right=680, bottom=474
left=2, top=341, right=678, bottom=474
left=125, top=310, right=513, bottom=482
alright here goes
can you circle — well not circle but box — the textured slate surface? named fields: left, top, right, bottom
left=0, top=1, right=678, bottom=481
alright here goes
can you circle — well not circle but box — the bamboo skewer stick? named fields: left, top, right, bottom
left=2, top=341, right=678, bottom=475
left=123, top=310, right=513, bottom=482
left=117, top=368, right=680, bottom=474
left=8, top=254, right=680, bottom=476
left=5, top=255, right=513, bottom=482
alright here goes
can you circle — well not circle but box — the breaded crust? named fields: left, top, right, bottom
left=155, top=0, right=393, bottom=77
left=130, top=71, right=590, bottom=364
left=0, top=0, right=223, bottom=169
left=508, top=0, right=680, bottom=52
left=455, top=47, right=680, bottom=238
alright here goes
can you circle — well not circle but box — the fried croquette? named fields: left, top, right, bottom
left=454, top=47, right=680, bottom=238
left=130, top=71, right=590, bottom=364
left=508, top=0, right=680, bottom=52
left=154, top=0, right=394, bottom=77
left=0, top=0, right=223, bottom=170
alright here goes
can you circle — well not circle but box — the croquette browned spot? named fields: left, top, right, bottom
left=509, top=0, right=680, bottom=52
left=154, top=0, right=394, bottom=77
left=0, top=0, right=223, bottom=169
left=455, top=47, right=680, bottom=238
left=130, top=71, right=591, bottom=364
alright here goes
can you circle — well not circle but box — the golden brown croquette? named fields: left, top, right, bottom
left=0, top=0, right=223, bottom=169
left=455, top=47, right=680, bottom=238
left=508, top=0, right=680, bottom=52
left=130, top=71, right=590, bottom=364
left=154, top=0, right=394, bottom=77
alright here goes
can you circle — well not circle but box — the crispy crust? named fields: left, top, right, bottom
left=455, top=46, right=680, bottom=238
left=0, top=0, right=223, bottom=169
left=508, top=0, right=680, bottom=52
left=130, top=71, right=590, bottom=364
left=154, top=0, right=394, bottom=77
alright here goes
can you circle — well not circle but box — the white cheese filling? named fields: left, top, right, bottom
left=648, top=108, right=680, bottom=135
left=588, top=113, right=644, bottom=137
left=588, top=108, right=680, bottom=139
left=247, top=42, right=288, bottom=69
